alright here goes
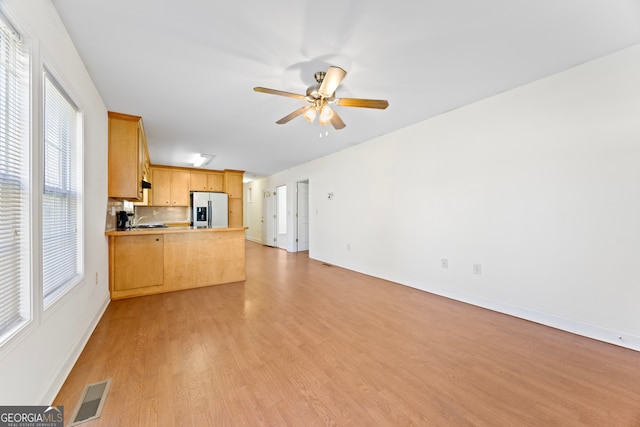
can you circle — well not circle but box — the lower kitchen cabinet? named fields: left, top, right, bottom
left=228, top=198, right=243, bottom=228
left=111, top=234, right=164, bottom=295
left=107, top=227, right=246, bottom=300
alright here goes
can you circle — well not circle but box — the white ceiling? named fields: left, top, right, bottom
left=51, top=0, right=640, bottom=180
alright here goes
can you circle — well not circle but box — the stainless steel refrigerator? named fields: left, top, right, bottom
left=190, top=192, right=228, bottom=228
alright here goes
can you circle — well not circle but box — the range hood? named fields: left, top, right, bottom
left=141, top=180, right=152, bottom=189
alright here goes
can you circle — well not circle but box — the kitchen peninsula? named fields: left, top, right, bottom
left=106, top=110, right=247, bottom=300
left=105, top=226, right=246, bottom=300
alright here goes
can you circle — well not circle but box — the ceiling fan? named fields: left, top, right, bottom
left=254, top=66, right=389, bottom=130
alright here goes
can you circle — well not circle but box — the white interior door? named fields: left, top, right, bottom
left=297, top=181, right=309, bottom=251
left=262, top=189, right=276, bottom=247
left=276, top=185, right=287, bottom=249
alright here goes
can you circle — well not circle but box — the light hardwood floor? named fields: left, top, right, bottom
left=55, top=241, right=640, bottom=426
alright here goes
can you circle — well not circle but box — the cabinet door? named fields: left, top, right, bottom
left=151, top=168, right=172, bottom=205
left=108, top=113, right=142, bottom=200
left=171, top=169, right=190, bottom=206
left=228, top=198, right=243, bottom=228
left=191, top=171, right=224, bottom=192
left=190, top=171, right=208, bottom=191
left=224, top=171, right=244, bottom=198
left=207, top=172, right=224, bottom=192
left=113, top=234, right=164, bottom=291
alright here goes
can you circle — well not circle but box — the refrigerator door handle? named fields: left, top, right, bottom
left=208, top=200, right=212, bottom=228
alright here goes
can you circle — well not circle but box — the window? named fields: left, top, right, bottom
left=42, top=70, right=82, bottom=306
left=0, top=15, right=30, bottom=343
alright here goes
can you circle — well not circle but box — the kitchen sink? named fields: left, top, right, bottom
left=135, top=224, right=167, bottom=229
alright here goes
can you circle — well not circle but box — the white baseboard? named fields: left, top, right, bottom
left=43, top=296, right=110, bottom=404
left=312, top=254, right=640, bottom=353
left=407, top=281, right=640, bottom=352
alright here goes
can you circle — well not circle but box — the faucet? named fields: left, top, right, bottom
left=130, top=216, right=147, bottom=228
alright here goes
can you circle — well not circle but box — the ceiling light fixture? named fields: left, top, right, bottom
left=303, top=108, right=316, bottom=123
left=193, top=154, right=214, bottom=167
left=319, top=105, right=334, bottom=125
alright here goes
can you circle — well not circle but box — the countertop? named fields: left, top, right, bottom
left=105, top=226, right=248, bottom=236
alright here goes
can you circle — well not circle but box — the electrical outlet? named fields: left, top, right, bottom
left=441, top=258, right=448, bottom=269
left=347, top=243, right=351, bottom=251
left=473, top=264, right=482, bottom=275
left=95, top=272, right=99, bottom=285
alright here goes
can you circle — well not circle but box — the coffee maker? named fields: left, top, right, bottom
left=116, top=210, right=129, bottom=230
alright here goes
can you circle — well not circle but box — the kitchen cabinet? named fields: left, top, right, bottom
left=106, top=227, right=246, bottom=300
left=228, top=199, right=243, bottom=228
left=224, top=170, right=244, bottom=227
left=108, top=112, right=149, bottom=201
left=150, top=167, right=190, bottom=206
left=111, top=234, right=164, bottom=295
left=190, top=171, right=224, bottom=192
left=134, top=126, right=151, bottom=206
left=224, top=170, right=244, bottom=199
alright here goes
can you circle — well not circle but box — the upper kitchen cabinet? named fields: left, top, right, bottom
left=224, top=170, right=244, bottom=199
left=150, top=166, right=190, bottom=206
left=224, top=170, right=244, bottom=227
left=108, top=112, right=150, bottom=201
left=190, top=170, right=224, bottom=192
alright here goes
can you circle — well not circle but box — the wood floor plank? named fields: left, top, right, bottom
left=54, top=241, right=640, bottom=426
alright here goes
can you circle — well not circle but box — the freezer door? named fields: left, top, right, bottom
left=191, top=192, right=210, bottom=228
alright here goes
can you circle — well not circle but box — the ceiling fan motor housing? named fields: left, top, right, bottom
left=307, top=71, right=335, bottom=101
left=306, top=83, right=321, bottom=99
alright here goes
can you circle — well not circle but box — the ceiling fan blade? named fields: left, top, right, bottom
left=335, top=98, right=389, bottom=109
left=318, top=66, right=347, bottom=98
left=254, top=87, right=306, bottom=100
left=329, top=110, right=346, bottom=130
left=276, top=105, right=312, bottom=124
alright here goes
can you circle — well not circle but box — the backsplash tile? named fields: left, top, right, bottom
left=105, top=198, right=125, bottom=231
left=135, top=206, right=190, bottom=224
left=106, top=201, right=190, bottom=230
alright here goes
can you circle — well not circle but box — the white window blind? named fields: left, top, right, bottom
left=0, top=15, right=30, bottom=343
left=42, top=71, right=82, bottom=305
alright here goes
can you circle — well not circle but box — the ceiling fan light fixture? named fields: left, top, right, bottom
left=193, top=153, right=214, bottom=167
left=303, top=108, right=316, bottom=123
left=319, top=105, right=334, bottom=125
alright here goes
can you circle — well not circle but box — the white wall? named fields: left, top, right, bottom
left=256, top=44, right=640, bottom=351
left=0, top=1, right=110, bottom=403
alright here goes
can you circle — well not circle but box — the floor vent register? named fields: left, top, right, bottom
left=68, top=379, right=111, bottom=426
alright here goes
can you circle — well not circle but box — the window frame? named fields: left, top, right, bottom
left=41, top=66, right=84, bottom=310
left=0, top=12, right=32, bottom=347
